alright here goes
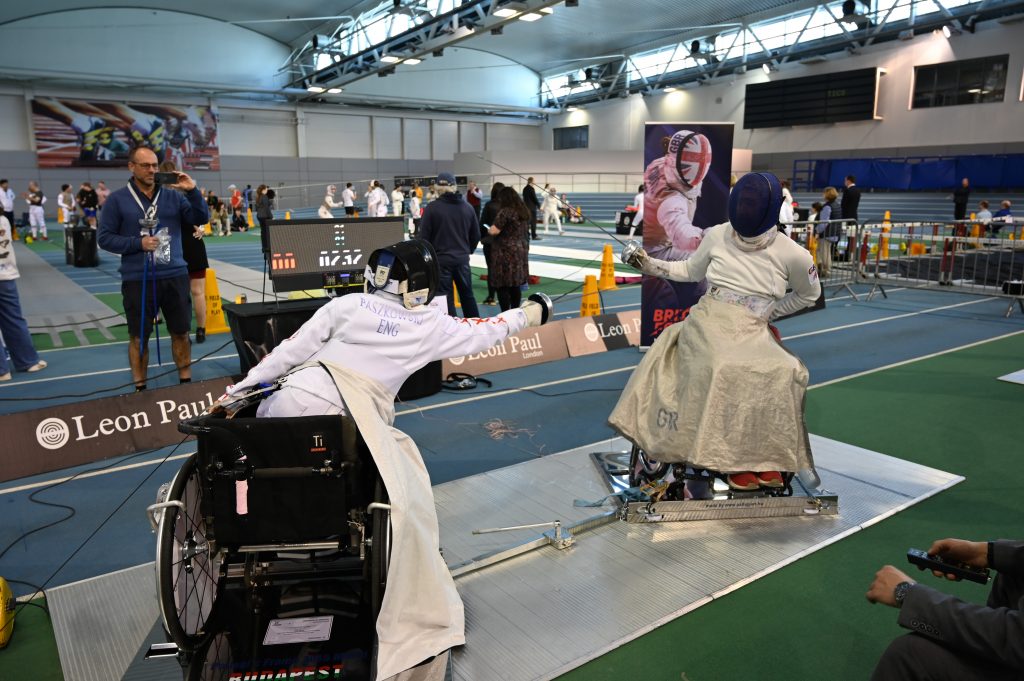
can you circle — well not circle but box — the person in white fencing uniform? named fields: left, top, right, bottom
left=540, top=185, right=564, bottom=235
left=391, top=183, right=404, bottom=217
left=611, top=172, right=822, bottom=493
left=366, top=181, right=380, bottom=217
left=374, top=182, right=390, bottom=218
left=318, top=184, right=343, bottom=219
left=219, top=239, right=552, bottom=681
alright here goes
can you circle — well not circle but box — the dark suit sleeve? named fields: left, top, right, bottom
left=992, top=540, right=1024, bottom=578
left=897, top=548, right=1024, bottom=669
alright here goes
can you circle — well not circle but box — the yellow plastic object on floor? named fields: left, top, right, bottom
left=0, top=576, right=14, bottom=648
left=580, top=274, right=601, bottom=317
left=285, top=210, right=292, bottom=220
left=246, top=208, right=254, bottom=228
left=203, top=270, right=231, bottom=334
left=56, top=207, right=64, bottom=224
left=452, top=285, right=461, bottom=308
left=807, top=233, right=818, bottom=265
left=598, top=244, right=618, bottom=290
left=909, top=243, right=927, bottom=256
left=203, top=222, right=212, bottom=236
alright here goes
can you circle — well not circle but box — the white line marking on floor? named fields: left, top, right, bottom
left=0, top=452, right=194, bottom=496
left=0, top=354, right=236, bottom=389
left=785, top=297, right=997, bottom=340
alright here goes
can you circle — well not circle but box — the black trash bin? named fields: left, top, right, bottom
left=64, top=227, right=75, bottom=265
left=70, top=227, right=98, bottom=267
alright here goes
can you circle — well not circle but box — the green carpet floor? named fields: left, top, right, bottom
left=557, top=332, right=1024, bottom=681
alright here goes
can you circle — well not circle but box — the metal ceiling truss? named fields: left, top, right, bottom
left=287, top=0, right=565, bottom=99
left=546, top=0, right=1024, bottom=108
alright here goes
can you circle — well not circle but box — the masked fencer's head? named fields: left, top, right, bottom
left=327, top=184, right=337, bottom=194
left=664, top=130, right=712, bottom=193
left=729, top=172, right=784, bottom=238
left=364, top=239, right=439, bottom=309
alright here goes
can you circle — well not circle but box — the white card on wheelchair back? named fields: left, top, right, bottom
left=263, top=616, right=334, bottom=645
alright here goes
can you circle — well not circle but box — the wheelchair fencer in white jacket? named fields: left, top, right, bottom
left=217, top=238, right=552, bottom=680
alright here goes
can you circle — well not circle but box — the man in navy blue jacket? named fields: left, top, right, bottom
left=417, top=172, right=480, bottom=318
left=99, top=147, right=209, bottom=391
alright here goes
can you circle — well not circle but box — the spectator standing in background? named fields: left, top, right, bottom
left=341, top=182, right=357, bottom=216
left=417, top=172, right=480, bottom=318
left=77, top=182, right=100, bottom=229
left=466, top=180, right=483, bottom=220
left=522, top=177, right=540, bottom=240
left=25, top=181, right=47, bottom=240
left=815, top=187, right=841, bottom=278
left=392, top=183, right=405, bottom=217
left=486, top=187, right=531, bottom=311
left=779, top=179, right=795, bottom=236
left=953, top=177, right=971, bottom=222
left=0, top=214, right=48, bottom=380
left=161, top=160, right=209, bottom=343
left=243, top=184, right=254, bottom=212
left=228, top=184, right=243, bottom=214
left=0, top=180, right=15, bottom=235
left=96, top=181, right=110, bottom=211
left=479, top=181, right=505, bottom=306
left=408, top=190, right=421, bottom=219
left=841, top=175, right=861, bottom=225
left=58, top=184, right=78, bottom=227
left=632, top=184, right=645, bottom=236
left=255, top=184, right=273, bottom=232
left=97, top=147, right=209, bottom=391
left=373, top=182, right=390, bottom=217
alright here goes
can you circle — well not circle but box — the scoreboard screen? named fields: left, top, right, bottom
left=265, top=217, right=406, bottom=293
left=743, top=67, right=883, bottom=130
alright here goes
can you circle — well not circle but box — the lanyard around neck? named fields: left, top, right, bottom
left=127, top=181, right=161, bottom=226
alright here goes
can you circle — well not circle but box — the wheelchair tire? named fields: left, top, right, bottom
left=187, top=631, right=234, bottom=681
left=628, top=444, right=668, bottom=488
left=369, top=477, right=390, bottom=620
left=156, top=453, right=222, bottom=652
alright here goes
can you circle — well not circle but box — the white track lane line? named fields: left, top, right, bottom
left=0, top=353, right=237, bottom=389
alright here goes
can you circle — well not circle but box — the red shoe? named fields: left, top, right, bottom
left=727, top=472, right=759, bottom=491
left=756, top=471, right=784, bottom=488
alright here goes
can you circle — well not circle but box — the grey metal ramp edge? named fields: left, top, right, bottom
left=48, top=562, right=158, bottom=681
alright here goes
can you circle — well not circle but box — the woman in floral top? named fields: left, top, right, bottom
left=486, top=186, right=531, bottom=310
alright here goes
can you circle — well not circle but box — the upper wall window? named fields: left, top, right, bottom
left=913, top=55, right=1008, bottom=109
left=553, top=125, right=589, bottom=150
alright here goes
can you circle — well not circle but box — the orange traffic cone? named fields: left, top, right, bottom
left=580, top=274, right=601, bottom=317
left=598, top=244, right=618, bottom=291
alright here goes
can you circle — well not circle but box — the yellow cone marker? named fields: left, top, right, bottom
left=203, top=269, right=231, bottom=334
left=452, top=285, right=461, bottom=309
left=285, top=210, right=292, bottom=220
left=580, top=274, right=601, bottom=317
left=598, top=244, right=618, bottom=290
left=246, top=207, right=254, bottom=228
left=57, top=207, right=64, bottom=224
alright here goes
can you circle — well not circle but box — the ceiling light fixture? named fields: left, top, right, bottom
left=519, top=12, right=543, bottom=22
left=494, top=7, right=520, bottom=17
left=566, top=106, right=579, bottom=111
left=404, top=57, right=422, bottom=65
left=539, top=7, right=554, bottom=14
left=307, top=85, right=325, bottom=93
left=327, top=87, right=343, bottom=94
left=664, top=86, right=678, bottom=93
left=381, top=55, right=402, bottom=63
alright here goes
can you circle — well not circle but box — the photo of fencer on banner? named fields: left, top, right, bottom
left=640, top=122, right=734, bottom=348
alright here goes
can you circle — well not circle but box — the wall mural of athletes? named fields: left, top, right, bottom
left=31, top=98, right=220, bottom=170
left=640, top=122, right=734, bottom=348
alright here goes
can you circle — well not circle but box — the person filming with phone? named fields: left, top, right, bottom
left=98, top=146, right=209, bottom=391
left=866, top=537, right=1024, bottom=680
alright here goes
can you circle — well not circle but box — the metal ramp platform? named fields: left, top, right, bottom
left=437, top=435, right=962, bottom=681
left=48, top=434, right=959, bottom=681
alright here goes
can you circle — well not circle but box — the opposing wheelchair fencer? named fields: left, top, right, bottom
left=146, top=390, right=388, bottom=679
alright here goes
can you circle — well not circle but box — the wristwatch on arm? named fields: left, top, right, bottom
left=893, top=581, right=914, bottom=608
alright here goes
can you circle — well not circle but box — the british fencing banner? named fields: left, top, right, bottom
left=640, top=122, right=734, bottom=347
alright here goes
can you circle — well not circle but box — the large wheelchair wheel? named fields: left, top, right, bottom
left=369, top=478, right=390, bottom=619
left=187, top=631, right=234, bottom=681
left=628, top=444, right=668, bottom=487
left=156, top=453, right=221, bottom=652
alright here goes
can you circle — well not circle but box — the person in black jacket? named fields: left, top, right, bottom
left=479, top=182, right=505, bottom=306
left=953, top=177, right=971, bottom=221
left=841, top=175, right=861, bottom=224
left=522, top=177, right=540, bottom=241
left=417, top=172, right=480, bottom=318
left=867, top=537, right=1024, bottom=680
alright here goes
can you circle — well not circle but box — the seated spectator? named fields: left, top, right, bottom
left=231, top=205, right=248, bottom=233
left=975, top=200, right=992, bottom=225
left=867, top=537, right=1023, bottom=681
left=989, top=200, right=1013, bottom=236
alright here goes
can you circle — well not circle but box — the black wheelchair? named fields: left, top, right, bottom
left=148, top=394, right=389, bottom=680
